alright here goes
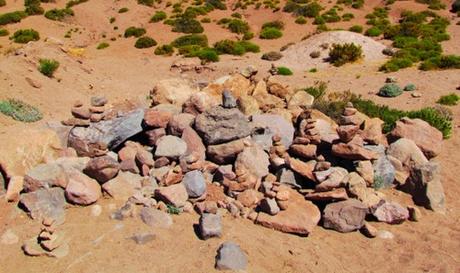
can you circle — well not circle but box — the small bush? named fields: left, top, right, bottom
left=238, top=41, right=260, bottom=53
left=0, top=11, right=27, bottom=26
left=342, top=13, right=354, bottom=21
left=380, top=57, right=413, bottom=72
left=328, top=43, right=363, bottom=66
left=310, top=51, right=321, bottom=58
left=0, top=99, right=43, bottom=122
left=151, top=11, right=167, bottom=22
left=201, top=17, right=211, bottom=23
left=44, top=8, right=74, bottom=21
left=138, top=0, right=154, bottom=6
left=309, top=68, right=318, bottom=73
left=378, top=83, right=403, bottom=97
left=0, top=28, right=9, bottom=36
left=97, top=42, right=109, bottom=49
left=227, top=19, right=250, bottom=34
left=38, top=58, right=59, bottom=77
left=403, top=83, right=416, bottom=91
left=172, top=17, right=204, bottom=33
left=124, top=27, right=146, bottom=38
left=261, top=51, right=283, bottom=61
left=349, top=25, right=363, bottom=33
left=259, top=27, right=283, bottom=39
left=195, top=48, right=219, bottom=62
left=25, top=0, right=44, bottom=15
left=304, top=82, right=327, bottom=99
left=420, top=55, right=460, bottom=70
left=214, top=39, right=245, bottom=55
left=0, top=0, right=5, bottom=7
left=206, top=0, right=227, bottom=10
left=437, top=93, right=460, bottom=105
left=365, top=26, right=382, bottom=37
left=135, top=36, right=157, bottom=48
left=109, top=17, right=115, bottom=23
left=11, top=29, right=40, bottom=43
left=172, top=34, right=208, bottom=47
left=242, top=31, right=254, bottom=40
left=452, top=0, right=460, bottom=12
left=277, top=66, right=293, bottom=75
left=262, top=20, right=284, bottom=30
left=66, top=0, right=88, bottom=8
left=295, top=16, right=307, bottom=24
left=118, top=7, right=129, bottom=13
left=154, top=44, right=174, bottom=55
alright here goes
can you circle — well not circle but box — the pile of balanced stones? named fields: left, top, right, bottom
left=4, top=67, right=445, bottom=270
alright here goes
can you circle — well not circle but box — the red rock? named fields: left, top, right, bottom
left=255, top=189, right=320, bottom=235
left=83, top=155, right=120, bottom=183
left=120, top=159, right=140, bottom=174
left=155, top=183, right=188, bottom=207
left=6, top=176, right=24, bottom=202
left=304, top=188, right=348, bottom=201
left=372, top=201, right=409, bottom=224
left=360, top=118, right=387, bottom=145
left=168, top=113, right=195, bottom=136
left=206, top=139, right=245, bottom=164
left=71, top=107, right=91, bottom=119
left=135, top=149, right=154, bottom=167
left=337, top=125, right=359, bottom=143
left=65, top=171, right=101, bottom=205
left=289, top=144, right=317, bottom=159
left=287, top=157, right=316, bottom=181
left=145, top=128, right=166, bottom=146
left=118, top=146, right=137, bottom=161
left=331, top=143, right=379, bottom=160
left=390, top=117, right=442, bottom=158
left=181, top=127, right=206, bottom=161
left=143, top=109, right=172, bottom=128
left=102, top=171, right=142, bottom=201
left=236, top=189, right=263, bottom=208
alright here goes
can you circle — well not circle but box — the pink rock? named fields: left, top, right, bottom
left=143, top=109, right=172, bottom=128
left=65, top=171, right=101, bottom=205
left=6, top=176, right=24, bottom=202
left=331, top=143, right=379, bottom=160
left=304, top=188, right=348, bottom=201
left=236, top=189, right=263, bottom=208
left=372, top=201, right=409, bottom=224
left=168, top=113, right=195, bottom=136
left=145, top=128, right=166, bottom=146
left=155, top=183, right=188, bottom=208
left=287, top=157, right=316, bottom=181
left=289, top=144, right=317, bottom=159
left=181, top=126, right=206, bottom=161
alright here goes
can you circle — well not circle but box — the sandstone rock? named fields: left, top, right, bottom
left=183, top=170, right=207, bottom=198
left=316, top=167, right=348, bottom=192
left=267, top=77, right=292, bottom=99
left=390, top=118, right=442, bottom=158
left=240, top=65, right=257, bottom=78
left=154, top=135, right=187, bottom=158
left=215, top=242, right=248, bottom=271
left=254, top=92, right=286, bottom=111
left=288, top=91, right=314, bottom=109
left=102, top=172, right=142, bottom=201
left=68, top=109, right=144, bottom=157
left=346, top=172, right=383, bottom=209
left=71, top=106, right=91, bottom=120
left=181, top=127, right=206, bottom=161
left=155, top=183, right=188, bottom=207
left=387, top=138, right=428, bottom=167
left=361, top=222, right=377, bottom=238
left=356, top=160, right=374, bottom=186
left=360, top=118, right=386, bottom=145
left=287, top=158, right=316, bottom=181
left=183, top=91, right=219, bottom=115
left=235, top=145, right=270, bottom=179
left=65, top=171, right=101, bottom=205
left=143, top=109, right=172, bottom=128
left=276, top=168, right=304, bottom=188
left=237, top=95, right=260, bottom=116
left=140, top=207, right=173, bottom=228
left=23, top=163, right=68, bottom=192
left=289, top=144, right=317, bottom=159
left=195, top=106, right=251, bottom=145
left=150, top=78, right=197, bottom=107
left=323, top=199, right=367, bottom=233
left=255, top=189, right=320, bottom=235
left=332, top=143, right=379, bottom=161
left=19, top=188, right=66, bottom=223
left=168, top=113, right=195, bottom=136
left=237, top=189, right=263, bottom=208
left=372, top=201, right=409, bottom=224
left=259, top=198, right=280, bottom=215
left=83, top=155, right=120, bottom=183
left=252, top=114, right=295, bottom=148
left=199, top=213, right=222, bottom=239
left=304, top=188, right=348, bottom=201
left=145, top=128, right=166, bottom=146
left=91, top=96, right=108, bottom=107
left=6, top=176, right=24, bottom=202
left=206, top=139, right=245, bottom=164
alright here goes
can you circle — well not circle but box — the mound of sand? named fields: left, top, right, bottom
left=277, top=31, right=388, bottom=69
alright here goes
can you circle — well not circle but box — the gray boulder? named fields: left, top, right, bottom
left=409, top=161, right=445, bottom=213
left=323, top=199, right=367, bottom=233
left=215, top=242, right=248, bottom=271
left=373, top=156, right=395, bottom=189
left=140, top=207, right=173, bottom=228
left=155, top=135, right=187, bottom=159
left=252, top=114, right=294, bottom=148
left=199, top=213, right=222, bottom=239
left=183, top=170, right=206, bottom=198
left=19, top=188, right=66, bottom=223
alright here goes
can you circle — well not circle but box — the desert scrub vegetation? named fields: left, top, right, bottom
left=348, top=25, right=363, bottom=33
left=452, top=0, right=460, bottom=12
left=283, top=1, right=323, bottom=18
left=276, top=66, right=293, bottom=75
left=437, top=93, right=460, bottom=106
left=0, top=99, right=43, bottom=122
left=151, top=11, right=167, bottom=22
left=295, top=16, right=307, bottom=24
left=97, top=42, right=109, bottom=49
left=378, top=83, right=403, bottom=97
left=420, top=55, right=460, bottom=70
left=328, top=43, right=362, bottom=66
left=138, top=0, right=154, bottom=6
left=261, top=51, right=283, bottom=61
left=11, top=29, right=40, bottom=43
left=24, top=0, right=44, bottom=15
left=154, top=44, right=174, bottom=55
left=44, top=8, right=74, bottom=21
left=0, top=11, right=28, bottom=25
left=66, top=0, right=88, bottom=8
left=303, top=81, right=327, bottom=99
left=227, top=19, right=250, bottom=34
left=415, top=0, right=445, bottom=10
left=336, top=0, right=364, bottom=9
left=172, top=34, right=208, bottom=47
left=0, top=28, right=8, bottom=36
left=135, top=36, right=157, bottom=48
left=124, top=27, right=146, bottom=38
left=172, top=17, right=204, bottom=33
left=38, top=58, right=59, bottom=77
left=118, top=7, right=129, bottom=13
left=311, top=88, right=453, bottom=138
left=403, top=83, right=416, bottom=91
left=213, top=39, right=259, bottom=55
left=259, top=27, right=282, bottom=39
left=0, top=0, right=5, bottom=7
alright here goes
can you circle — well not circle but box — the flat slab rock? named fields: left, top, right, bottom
left=68, top=109, right=144, bottom=157
left=19, top=188, right=66, bottom=223
left=255, top=189, right=320, bottom=236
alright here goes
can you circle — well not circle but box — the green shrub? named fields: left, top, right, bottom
left=380, top=57, right=413, bottom=72
left=214, top=39, right=245, bottom=55
left=365, top=26, right=382, bottom=37
left=0, top=0, right=5, bottom=7
left=437, top=93, right=460, bottom=105
left=313, top=16, right=325, bottom=25
left=261, top=51, right=283, bottom=61
left=201, top=17, right=211, bottom=23
left=0, top=11, right=27, bottom=25
left=259, top=27, right=283, bottom=39
left=97, top=42, right=109, bottom=49
left=242, top=31, right=254, bottom=40
left=172, top=17, right=204, bottom=33
left=342, top=13, right=354, bottom=21
left=349, top=25, right=363, bottom=33
left=321, top=8, right=341, bottom=23
left=109, top=17, right=115, bottom=23
left=452, top=0, right=460, bottom=12
left=124, top=27, right=146, bottom=38
left=309, top=68, right=318, bottom=73
left=277, top=66, right=293, bottom=75
left=295, top=16, right=307, bottom=24
left=337, top=0, right=364, bottom=9
left=378, top=83, right=403, bottom=97
left=11, top=29, right=40, bottom=43
left=227, top=19, right=250, bottom=34
left=25, top=0, right=44, bottom=15
left=403, top=83, right=416, bottom=91
left=328, top=43, right=362, bottom=66
left=44, top=8, right=74, bottom=21
left=231, top=12, right=242, bottom=19
left=0, top=28, right=8, bottom=36
left=66, top=0, right=88, bottom=8
left=135, top=36, right=157, bottom=48
left=206, top=0, right=227, bottom=10
left=195, top=48, right=219, bottom=62
left=138, top=0, right=154, bottom=6
left=38, top=58, right=59, bottom=77
left=172, top=34, right=208, bottom=47
left=238, top=41, right=260, bottom=53
left=118, top=7, right=129, bottom=13
left=420, top=55, right=460, bottom=70
left=304, top=82, right=327, bottom=99
left=150, top=11, right=167, bottom=22
left=154, top=44, right=174, bottom=55
left=0, top=99, right=43, bottom=122
left=262, top=20, right=284, bottom=30
left=415, top=0, right=445, bottom=10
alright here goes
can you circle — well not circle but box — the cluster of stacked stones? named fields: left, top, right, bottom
left=5, top=67, right=446, bottom=270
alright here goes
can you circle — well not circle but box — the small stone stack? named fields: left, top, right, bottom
left=269, top=135, right=288, bottom=168
left=298, top=109, right=321, bottom=145
left=62, top=95, right=108, bottom=126
left=22, top=218, right=69, bottom=258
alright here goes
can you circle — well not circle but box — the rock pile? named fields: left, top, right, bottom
left=3, top=69, right=446, bottom=269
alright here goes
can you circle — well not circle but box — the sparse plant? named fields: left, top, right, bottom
left=437, top=93, right=460, bottom=105
left=277, top=66, right=293, bottom=75
left=38, top=58, right=59, bottom=77
left=11, top=29, right=40, bottom=43
left=259, top=27, right=282, bottom=39
left=309, top=68, right=318, bottom=73
left=262, top=20, right=284, bottom=30
left=349, top=25, right=363, bottom=33
left=304, top=81, right=327, bottom=99
left=172, top=34, right=208, bottom=47
left=0, top=28, right=8, bottom=36
left=403, top=83, right=416, bottom=91
left=97, top=42, right=109, bottom=49
left=328, top=43, right=362, bottom=66
left=227, top=19, right=250, bottom=34
left=172, top=17, right=204, bottom=33
left=261, top=51, right=283, bottom=61
left=0, top=11, right=27, bottom=25
left=134, top=36, right=157, bottom=48
left=138, top=0, right=154, bottom=6
left=124, top=27, right=146, bottom=38
left=118, top=7, right=129, bottom=13
left=295, top=16, right=307, bottom=24
left=150, top=11, right=167, bottom=22
left=154, top=44, right=174, bottom=55
left=0, top=99, right=43, bottom=122
left=378, top=83, right=403, bottom=97
left=109, top=17, right=116, bottom=23
left=44, top=8, right=74, bottom=21
left=66, top=0, right=88, bottom=8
